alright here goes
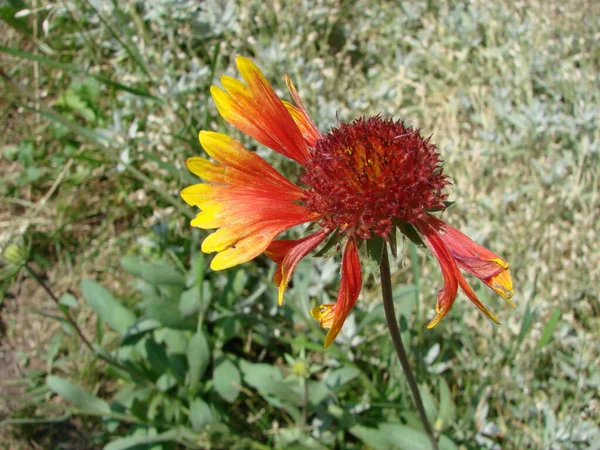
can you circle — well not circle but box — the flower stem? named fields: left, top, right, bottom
left=379, top=243, right=439, bottom=450
left=24, top=264, right=129, bottom=372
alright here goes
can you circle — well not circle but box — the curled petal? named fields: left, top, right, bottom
left=283, top=75, right=321, bottom=148
left=423, top=214, right=514, bottom=306
left=415, top=219, right=460, bottom=328
left=265, top=230, right=328, bottom=306
left=211, top=56, right=310, bottom=164
left=416, top=218, right=501, bottom=327
left=310, top=237, right=362, bottom=348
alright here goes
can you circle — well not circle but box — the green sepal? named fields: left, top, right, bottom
left=313, top=229, right=342, bottom=259
left=388, top=226, right=398, bottom=260
left=396, top=221, right=426, bottom=248
left=426, top=200, right=455, bottom=213
left=366, top=235, right=385, bottom=281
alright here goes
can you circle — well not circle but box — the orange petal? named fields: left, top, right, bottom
left=211, top=57, right=310, bottom=164
left=181, top=130, right=319, bottom=271
left=198, top=131, right=304, bottom=197
left=284, top=74, right=321, bottom=148
left=265, top=230, right=328, bottom=305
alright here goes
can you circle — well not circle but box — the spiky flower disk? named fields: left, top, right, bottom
left=301, top=117, right=450, bottom=239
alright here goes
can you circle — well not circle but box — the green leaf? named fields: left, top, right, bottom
left=103, top=429, right=182, bottom=450
left=0, top=45, right=162, bottom=101
left=189, top=398, right=213, bottom=432
left=187, top=331, right=210, bottom=389
left=179, top=287, right=201, bottom=317
left=437, top=378, right=456, bottom=431
left=0, top=4, right=32, bottom=37
left=120, top=319, right=161, bottom=346
left=418, top=384, right=438, bottom=424
left=59, top=293, right=78, bottom=309
left=80, top=280, right=136, bottom=334
left=324, top=367, right=361, bottom=389
left=537, top=307, right=561, bottom=348
left=144, top=339, right=171, bottom=376
left=46, top=376, right=110, bottom=415
left=513, top=302, right=535, bottom=358
left=213, top=359, right=241, bottom=403
left=138, top=296, right=197, bottom=330
left=55, top=90, right=96, bottom=122
left=307, top=380, right=331, bottom=406
left=121, top=256, right=186, bottom=286
left=0, top=414, right=72, bottom=427
left=349, top=425, right=390, bottom=450
left=378, top=423, right=457, bottom=450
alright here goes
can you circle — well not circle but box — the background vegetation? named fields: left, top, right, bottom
left=1, top=0, right=598, bottom=449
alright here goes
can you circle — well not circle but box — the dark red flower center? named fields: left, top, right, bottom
left=300, top=116, right=449, bottom=239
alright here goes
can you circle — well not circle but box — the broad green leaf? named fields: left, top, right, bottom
left=120, top=319, right=161, bottom=346
left=80, top=280, right=136, bottom=334
left=213, top=359, right=241, bottom=403
left=189, top=398, right=213, bottom=432
left=179, top=287, right=201, bottom=317
left=144, top=339, right=171, bottom=375
left=418, top=384, right=438, bottom=424
left=324, top=367, right=361, bottom=389
left=240, top=362, right=283, bottom=391
left=138, top=296, right=197, bottom=330
left=157, top=328, right=188, bottom=355
left=156, top=373, right=177, bottom=392
left=103, top=429, right=182, bottom=450
left=58, top=293, right=78, bottom=309
left=307, top=380, right=331, bottom=406
left=349, top=425, right=390, bottom=450
left=437, top=378, right=456, bottom=431
left=46, top=376, right=110, bottom=415
left=121, top=256, right=185, bottom=286
left=187, top=331, right=210, bottom=389
left=379, top=423, right=457, bottom=450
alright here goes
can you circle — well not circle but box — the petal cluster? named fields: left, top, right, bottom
left=181, top=56, right=514, bottom=348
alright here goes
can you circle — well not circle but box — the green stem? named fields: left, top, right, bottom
left=24, top=264, right=129, bottom=373
left=379, top=243, right=439, bottom=450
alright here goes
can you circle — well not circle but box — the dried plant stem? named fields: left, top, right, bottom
left=379, top=243, right=440, bottom=450
left=24, top=264, right=128, bottom=372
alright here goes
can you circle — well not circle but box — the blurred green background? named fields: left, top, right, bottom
left=1, top=0, right=598, bottom=449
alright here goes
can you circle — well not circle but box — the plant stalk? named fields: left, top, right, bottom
left=24, top=264, right=129, bottom=372
left=379, top=243, right=439, bottom=450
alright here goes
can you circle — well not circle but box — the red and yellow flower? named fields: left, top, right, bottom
left=181, top=57, right=514, bottom=348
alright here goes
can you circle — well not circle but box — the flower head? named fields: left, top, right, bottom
left=182, top=57, right=514, bottom=347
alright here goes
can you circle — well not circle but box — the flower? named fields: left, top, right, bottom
left=181, top=57, right=514, bottom=348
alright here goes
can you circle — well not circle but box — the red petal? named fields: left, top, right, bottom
left=265, top=230, right=328, bottom=305
left=416, top=218, right=501, bottom=326
left=415, top=219, right=460, bottom=328
left=422, top=214, right=514, bottom=305
left=310, top=237, right=362, bottom=348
